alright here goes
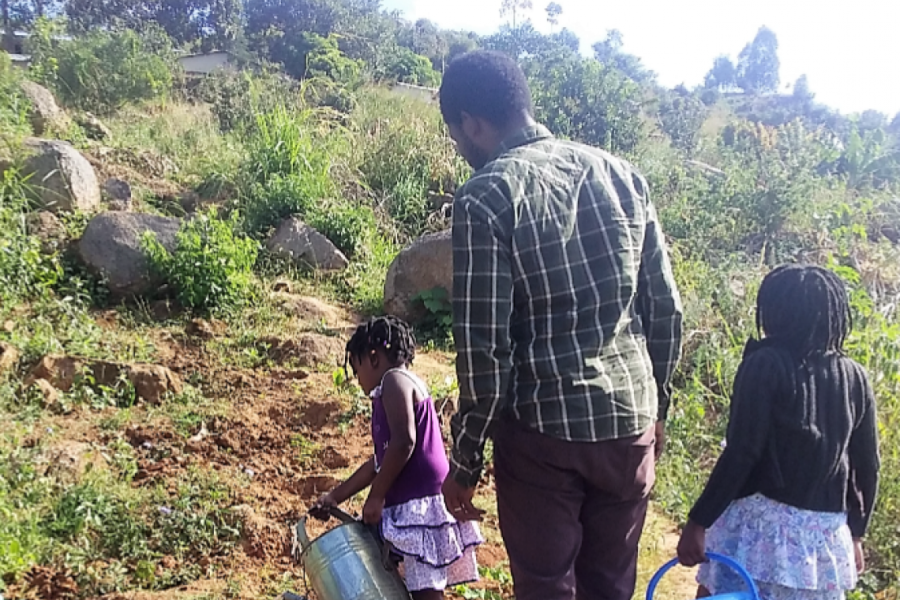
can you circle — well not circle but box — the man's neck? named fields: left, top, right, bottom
left=496, top=112, right=537, bottom=141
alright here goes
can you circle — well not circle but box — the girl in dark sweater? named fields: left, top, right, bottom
left=677, top=264, right=880, bottom=600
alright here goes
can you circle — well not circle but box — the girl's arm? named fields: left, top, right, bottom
left=847, top=367, right=880, bottom=540
left=364, top=371, right=418, bottom=522
left=327, top=457, right=377, bottom=505
left=687, top=349, right=780, bottom=528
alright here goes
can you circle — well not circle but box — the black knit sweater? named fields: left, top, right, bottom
left=689, top=338, right=880, bottom=538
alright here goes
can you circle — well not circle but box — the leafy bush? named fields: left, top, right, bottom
left=0, top=170, right=63, bottom=304
left=143, top=210, right=259, bottom=313
left=28, top=20, right=178, bottom=112
left=308, top=201, right=377, bottom=258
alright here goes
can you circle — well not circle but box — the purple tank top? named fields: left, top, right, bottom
left=371, top=369, right=449, bottom=507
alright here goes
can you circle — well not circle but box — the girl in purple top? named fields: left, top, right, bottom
left=314, top=316, right=483, bottom=600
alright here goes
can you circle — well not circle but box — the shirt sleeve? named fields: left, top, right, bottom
left=635, top=191, right=684, bottom=422
left=688, top=351, right=778, bottom=528
left=847, top=365, right=880, bottom=538
left=449, top=186, right=514, bottom=488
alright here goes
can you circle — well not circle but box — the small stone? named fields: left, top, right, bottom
left=2, top=320, right=14, bottom=333
left=0, top=342, right=20, bottom=374
left=30, top=379, right=60, bottom=410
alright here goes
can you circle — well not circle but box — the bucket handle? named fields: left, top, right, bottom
left=646, top=553, right=760, bottom=600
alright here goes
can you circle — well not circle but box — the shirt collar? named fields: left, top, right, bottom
left=488, top=124, right=555, bottom=163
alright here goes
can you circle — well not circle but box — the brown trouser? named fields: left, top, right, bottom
left=493, top=419, right=656, bottom=600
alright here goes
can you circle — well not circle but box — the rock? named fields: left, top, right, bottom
left=103, top=178, right=132, bottom=211
left=2, top=320, right=14, bottom=333
left=186, top=318, right=223, bottom=339
left=25, top=354, right=182, bottom=403
left=127, top=364, right=183, bottom=404
left=20, top=81, right=69, bottom=135
left=21, top=138, right=101, bottom=213
left=29, top=379, right=61, bottom=411
left=74, top=112, right=112, bottom=142
left=260, top=333, right=344, bottom=367
left=78, top=212, right=180, bottom=297
left=178, top=191, right=201, bottom=214
left=41, top=440, right=107, bottom=483
left=217, top=430, right=243, bottom=454
left=383, top=229, right=452, bottom=322
left=0, top=342, right=20, bottom=374
left=267, top=217, right=349, bottom=271
left=26, top=355, right=80, bottom=391
left=25, top=211, right=67, bottom=254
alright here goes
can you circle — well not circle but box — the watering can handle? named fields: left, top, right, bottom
left=645, top=553, right=760, bottom=600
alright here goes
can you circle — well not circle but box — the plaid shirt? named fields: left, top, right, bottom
left=449, top=125, right=683, bottom=487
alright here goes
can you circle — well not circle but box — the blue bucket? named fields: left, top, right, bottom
left=646, top=553, right=760, bottom=600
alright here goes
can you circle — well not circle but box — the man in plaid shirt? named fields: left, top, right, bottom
left=439, top=51, right=683, bottom=600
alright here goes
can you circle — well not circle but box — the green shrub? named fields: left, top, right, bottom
left=0, top=54, right=31, bottom=138
left=28, top=20, right=178, bottom=112
left=240, top=173, right=319, bottom=237
left=0, top=170, right=63, bottom=304
left=308, top=201, right=377, bottom=258
left=143, top=210, right=259, bottom=313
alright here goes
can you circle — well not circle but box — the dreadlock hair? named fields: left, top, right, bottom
left=755, top=264, right=851, bottom=358
left=345, top=316, right=417, bottom=373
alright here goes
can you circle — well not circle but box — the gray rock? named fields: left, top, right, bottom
left=22, top=138, right=101, bottom=213
left=78, top=212, right=180, bottom=297
left=74, top=112, right=112, bottom=142
left=103, top=178, right=132, bottom=211
left=383, top=229, right=452, bottom=322
left=25, top=211, right=67, bottom=254
left=266, top=217, right=349, bottom=272
left=20, top=81, right=69, bottom=135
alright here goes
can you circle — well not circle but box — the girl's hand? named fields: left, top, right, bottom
left=854, top=538, right=865, bottom=575
left=677, top=520, right=707, bottom=567
left=310, top=491, right=338, bottom=520
left=363, top=493, right=385, bottom=525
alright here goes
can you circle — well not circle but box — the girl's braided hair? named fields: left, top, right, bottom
left=756, top=264, right=851, bottom=358
left=345, top=316, right=417, bottom=371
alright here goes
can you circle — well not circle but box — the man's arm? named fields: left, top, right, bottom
left=449, top=188, right=513, bottom=488
left=636, top=195, right=683, bottom=424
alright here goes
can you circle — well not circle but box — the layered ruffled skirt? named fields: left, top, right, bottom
left=381, top=494, right=484, bottom=592
left=698, top=494, right=858, bottom=600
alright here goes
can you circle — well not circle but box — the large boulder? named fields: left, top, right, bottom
left=383, top=229, right=452, bottom=323
left=20, top=81, right=69, bottom=135
left=266, top=217, right=349, bottom=271
left=78, top=212, right=180, bottom=297
left=22, top=138, right=101, bottom=213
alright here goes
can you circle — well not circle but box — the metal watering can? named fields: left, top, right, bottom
left=291, top=507, right=413, bottom=600
left=647, top=553, right=760, bottom=600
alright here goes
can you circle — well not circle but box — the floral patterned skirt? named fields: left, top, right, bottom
left=698, top=494, right=857, bottom=600
left=381, top=494, right=484, bottom=592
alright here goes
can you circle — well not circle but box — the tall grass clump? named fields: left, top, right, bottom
left=238, top=105, right=347, bottom=237
left=350, top=88, right=468, bottom=236
left=0, top=54, right=31, bottom=139
left=0, top=170, right=63, bottom=304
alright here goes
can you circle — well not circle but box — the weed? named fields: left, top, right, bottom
left=413, top=287, right=454, bottom=347
left=291, top=434, right=319, bottom=468
left=144, top=209, right=260, bottom=314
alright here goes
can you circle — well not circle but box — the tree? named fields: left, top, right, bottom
left=500, top=0, right=533, bottom=30
left=551, top=27, right=579, bottom=52
left=592, top=29, right=654, bottom=84
left=545, top=2, right=562, bottom=31
left=736, top=26, right=780, bottom=94
left=704, top=55, right=736, bottom=91
left=3, top=0, right=62, bottom=28
left=792, top=74, right=813, bottom=103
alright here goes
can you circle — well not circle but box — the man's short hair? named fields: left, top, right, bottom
left=439, top=50, right=534, bottom=128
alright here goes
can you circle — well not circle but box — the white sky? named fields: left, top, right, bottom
left=383, top=0, right=900, bottom=117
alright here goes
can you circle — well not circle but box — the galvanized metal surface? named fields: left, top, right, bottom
left=295, top=518, right=412, bottom=600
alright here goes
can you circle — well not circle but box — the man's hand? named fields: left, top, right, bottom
left=854, top=538, right=865, bottom=575
left=655, top=421, right=666, bottom=461
left=442, top=475, right=484, bottom=522
left=363, top=493, right=385, bottom=525
left=677, top=520, right=707, bottom=567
